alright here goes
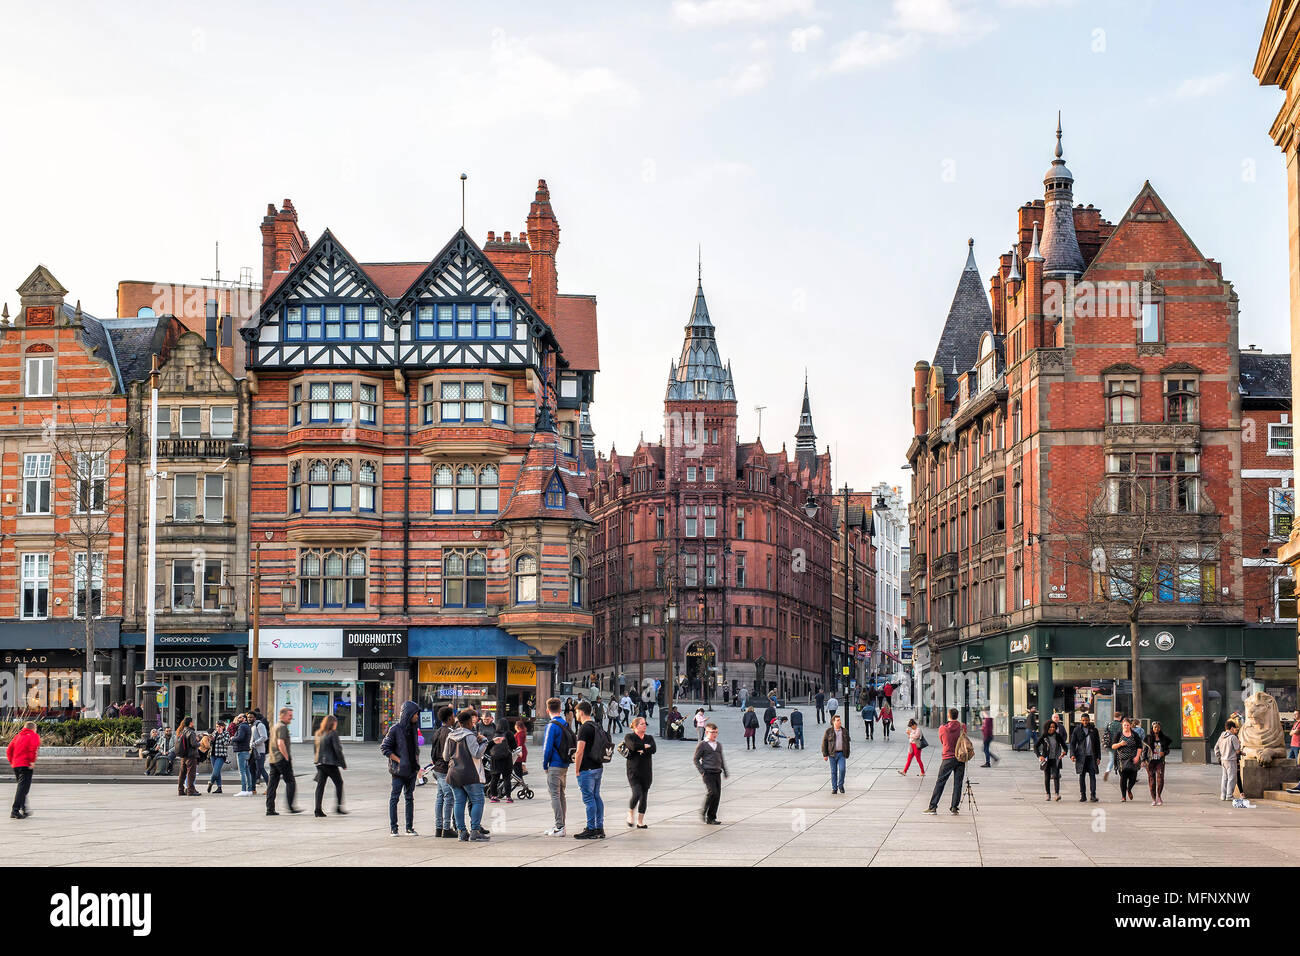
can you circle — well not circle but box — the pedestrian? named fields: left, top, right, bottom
left=1020, top=706, right=1040, bottom=752
left=770, top=716, right=789, bottom=748
left=265, top=707, right=301, bottom=816
left=1069, top=712, right=1101, bottom=803
left=980, top=710, right=999, bottom=767
left=249, top=711, right=269, bottom=792
left=815, top=688, right=826, bottom=724
left=445, top=708, right=491, bottom=842
left=380, top=701, right=421, bottom=836
left=789, top=705, right=805, bottom=750
left=900, top=718, right=926, bottom=777
left=573, top=699, right=607, bottom=840
left=430, top=705, right=457, bottom=838
left=1214, top=720, right=1242, bottom=803
left=742, top=706, right=759, bottom=749
left=860, top=699, right=876, bottom=740
left=620, top=691, right=633, bottom=728
left=604, top=695, right=620, bottom=735
left=1143, top=720, right=1172, bottom=807
left=1035, top=718, right=1063, bottom=801
left=541, top=696, right=574, bottom=837
left=922, top=708, right=970, bottom=815
left=1290, top=717, right=1300, bottom=761
left=207, top=719, right=230, bottom=794
left=513, top=718, right=529, bottom=784
left=230, top=713, right=254, bottom=796
left=880, top=701, right=893, bottom=740
left=175, top=716, right=200, bottom=797
left=6, top=720, right=39, bottom=819
left=313, top=713, right=347, bottom=816
left=827, top=694, right=840, bottom=725
left=693, top=722, right=728, bottom=825
left=622, top=716, right=656, bottom=829
left=1110, top=716, right=1142, bottom=802
left=564, top=697, right=576, bottom=730
left=883, top=681, right=895, bottom=711
left=105, top=701, right=120, bottom=719
left=822, top=714, right=850, bottom=794
left=1102, top=711, right=1124, bottom=782
left=694, top=707, right=708, bottom=742
left=158, top=727, right=175, bottom=776
left=487, top=715, right=515, bottom=804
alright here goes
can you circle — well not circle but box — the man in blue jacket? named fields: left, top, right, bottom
left=541, top=696, right=573, bottom=837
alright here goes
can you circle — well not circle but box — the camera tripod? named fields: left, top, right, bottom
left=963, top=769, right=978, bottom=813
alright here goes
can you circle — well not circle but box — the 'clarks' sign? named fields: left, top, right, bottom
left=343, top=628, right=408, bottom=658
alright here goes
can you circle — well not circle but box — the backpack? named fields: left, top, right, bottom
left=550, top=720, right=577, bottom=763
left=177, top=731, right=192, bottom=757
left=588, top=722, right=615, bottom=764
left=954, top=730, right=976, bottom=763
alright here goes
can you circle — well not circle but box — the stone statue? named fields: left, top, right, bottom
left=1240, top=691, right=1289, bottom=766
left=753, top=657, right=767, bottom=695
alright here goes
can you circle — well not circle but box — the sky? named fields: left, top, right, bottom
left=0, top=0, right=1288, bottom=497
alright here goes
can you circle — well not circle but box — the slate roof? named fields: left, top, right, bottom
left=101, top=316, right=175, bottom=387
left=666, top=282, right=736, bottom=402
left=1239, top=352, right=1291, bottom=403
left=554, top=294, right=600, bottom=372
left=61, top=304, right=123, bottom=392
left=932, top=241, right=993, bottom=399
left=497, top=428, right=594, bottom=523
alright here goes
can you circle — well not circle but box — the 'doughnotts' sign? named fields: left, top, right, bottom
left=343, top=627, right=408, bottom=658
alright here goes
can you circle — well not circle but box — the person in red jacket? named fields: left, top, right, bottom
left=7, top=721, right=40, bottom=819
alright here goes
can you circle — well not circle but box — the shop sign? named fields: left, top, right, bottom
left=343, top=627, right=408, bottom=658
left=358, top=659, right=396, bottom=681
left=1009, top=634, right=1033, bottom=656
left=2, top=651, right=84, bottom=668
left=256, top=628, right=343, bottom=659
left=155, top=654, right=238, bottom=674
left=435, top=685, right=492, bottom=697
left=418, top=659, right=496, bottom=684
left=1104, top=633, right=1175, bottom=652
left=507, top=661, right=537, bottom=686
left=271, top=660, right=359, bottom=681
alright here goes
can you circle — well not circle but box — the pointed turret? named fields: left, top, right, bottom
left=795, top=374, right=818, bottom=474
left=932, top=239, right=993, bottom=399
left=665, top=274, right=737, bottom=402
left=1038, top=114, right=1085, bottom=276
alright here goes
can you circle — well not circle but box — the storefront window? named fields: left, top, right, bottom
left=990, top=667, right=1009, bottom=736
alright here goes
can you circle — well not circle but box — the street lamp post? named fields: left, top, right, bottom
left=140, top=356, right=164, bottom=728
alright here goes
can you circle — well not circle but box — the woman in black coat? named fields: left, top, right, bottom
left=1110, top=717, right=1143, bottom=802
left=622, top=716, right=657, bottom=829
left=1142, top=721, right=1173, bottom=807
left=1035, top=718, right=1066, bottom=801
left=487, top=717, right=516, bottom=803
left=313, top=714, right=348, bottom=816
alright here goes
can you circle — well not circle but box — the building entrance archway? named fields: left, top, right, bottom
left=684, top=640, right=716, bottom=700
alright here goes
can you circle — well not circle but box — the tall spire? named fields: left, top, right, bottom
left=666, top=268, right=736, bottom=402
left=1038, top=113, right=1085, bottom=276
left=795, top=374, right=816, bottom=452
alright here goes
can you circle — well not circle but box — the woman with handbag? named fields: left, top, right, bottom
left=900, top=718, right=926, bottom=777
left=313, top=714, right=348, bottom=816
left=880, top=701, right=894, bottom=741
left=1035, top=718, right=1064, bottom=801
left=1110, top=717, right=1143, bottom=802
left=622, top=716, right=656, bottom=828
left=741, top=706, right=759, bottom=749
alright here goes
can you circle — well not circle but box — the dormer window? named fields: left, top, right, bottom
left=545, top=473, right=566, bottom=510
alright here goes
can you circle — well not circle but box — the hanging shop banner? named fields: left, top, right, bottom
left=507, top=661, right=537, bottom=686
left=417, top=659, right=496, bottom=684
left=358, top=658, right=396, bottom=682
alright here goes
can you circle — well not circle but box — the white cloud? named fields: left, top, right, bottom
left=827, top=31, right=916, bottom=73
left=890, top=0, right=993, bottom=40
left=723, top=60, right=771, bottom=94
left=672, top=0, right=817, bottom=27
left=1144, top=71, right=1232, bottom=107
left=790, top=24, right=824, bottom=52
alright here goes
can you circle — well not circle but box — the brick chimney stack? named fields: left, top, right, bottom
left=526, top=179, right=560, bottom=324
left=260, top=199, right=308, bottom=293
left=913, top=361, right=930, bottom=436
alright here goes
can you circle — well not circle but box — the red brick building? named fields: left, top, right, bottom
left=239, top=182, right=598, bottom=741
left=907, top=123, right=1294, bottom=742
left=577, top=279, right=837, bottom=703
left=0, top=267, right=128, bottom=716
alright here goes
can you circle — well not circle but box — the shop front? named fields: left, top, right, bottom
left=412, top=626, right=541, bottom=724
left=939, top=623, right=1297, bottom=754
left=0, top=621, right=120, bottom=717
left=257, top=626, right=407, bottom=743
left=121, top=631, right=249, bottom=729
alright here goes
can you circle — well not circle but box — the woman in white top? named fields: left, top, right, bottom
left=694, top=708, right=708, bottom=741
left=899, top=718, right=926, bottom=777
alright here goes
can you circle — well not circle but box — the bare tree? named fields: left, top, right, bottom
left=45, top=394, right=128, bottom=718
left=1043, top=460, right=1231, bottom=722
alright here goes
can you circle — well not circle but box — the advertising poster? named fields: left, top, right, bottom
left=1181, top=680, right=1205, bottom=739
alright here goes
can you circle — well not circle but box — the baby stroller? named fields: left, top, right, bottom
left=509, top=766, right=534, bottom=800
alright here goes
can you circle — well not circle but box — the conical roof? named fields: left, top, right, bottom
left=666, top=280, right=736, bottom=401
left=795, top=374, right=816, bottom=451
left=932, top=239, right=992, bottom=398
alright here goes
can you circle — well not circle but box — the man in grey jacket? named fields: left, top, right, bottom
left=692, top=722, right=729, bottom=825
left=445, top=708, right=494, bottom=841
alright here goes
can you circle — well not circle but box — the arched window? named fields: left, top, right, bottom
left=443, top=549, right=486, bottom=608
left=434, top=465, right=454, bottom=513
left=299, top=551, right=321, bottom=607
left=332, top=461, right=352, bottom=510
left=359, top=461, right=377, bottom=511
left=1013, top=400, right=1021, bottom=443
left=545, top=473, right=565, bottom=510
left=456, top=465, right=477, bottom=512
left=289, top=463, right=301, bottom=512
left=515, top=554, right=539, bottom=604
left=297, top=548, right=367, bottom=609
left=479, top=465, right=498, bottom=513
left=308, top=460, right=329, bottom=510
left=570, top=556, right=584, bottom=608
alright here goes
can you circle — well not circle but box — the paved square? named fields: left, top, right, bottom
left=7, top=707, right=1299, bottom=867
